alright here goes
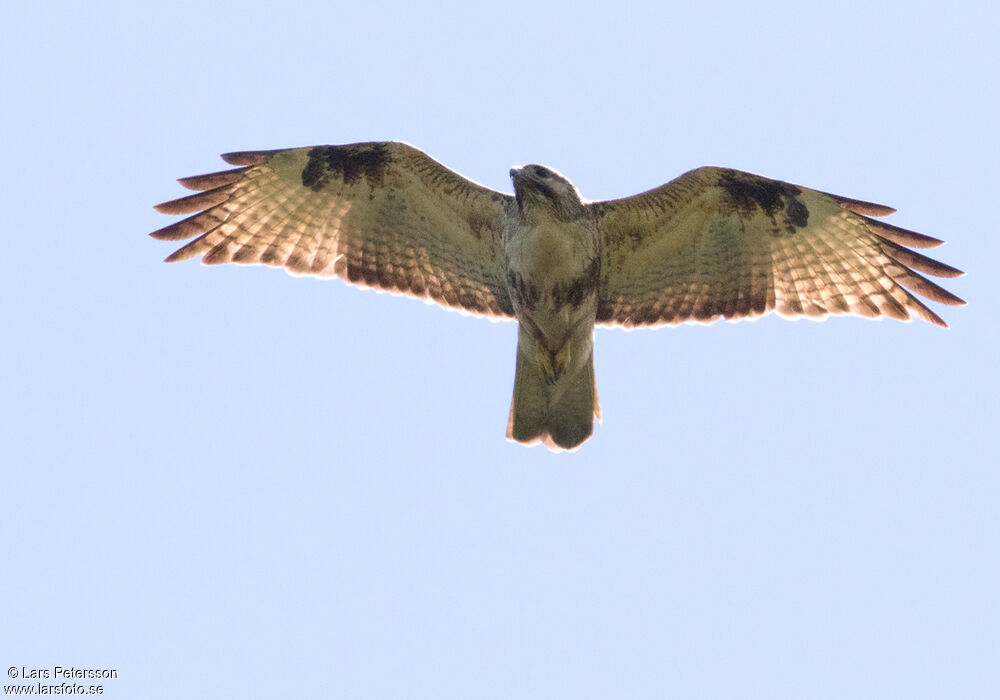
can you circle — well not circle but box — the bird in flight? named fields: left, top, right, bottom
left=151, top=142, right=964, bottom=451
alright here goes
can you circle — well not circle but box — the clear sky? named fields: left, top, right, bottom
left=2, top=1, right=997, bottom=698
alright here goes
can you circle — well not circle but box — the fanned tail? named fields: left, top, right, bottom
left=506, top=339, right=600, bottom=452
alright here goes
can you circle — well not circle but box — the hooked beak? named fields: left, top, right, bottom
left=509, top=166, right=524, bottom=182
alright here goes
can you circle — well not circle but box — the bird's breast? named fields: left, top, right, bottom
left=506, top=220, right=596, bottom=283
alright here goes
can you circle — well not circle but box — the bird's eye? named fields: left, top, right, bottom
left=535, top=167, right=551, bottom=179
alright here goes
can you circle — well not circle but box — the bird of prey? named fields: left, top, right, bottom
left=151, top=142, right=964, bottom=451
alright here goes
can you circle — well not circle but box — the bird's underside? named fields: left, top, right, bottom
left=151, top=141, right=965, bottom=452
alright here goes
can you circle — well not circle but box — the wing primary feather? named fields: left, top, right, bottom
left=153, top=185, right=233, bottom=215
left=163, top=233, right=211, bottom=262
left=877, top=237, right=965, bottom=278
left=877, top=296, right=912, bottom=322
left=826, top=192, right=896, bottom=216
left=863, top=218, right=944, bottom=248
left=898, top=289, right=949, bottom=328
left=202, top=240, right=236, bottom=265
left=149, top=207, right=223, bottom=241
left=220, top=150, right=279, bottom=166
left=885, top=263, right=967, bottom=306
left=177, top=167, right=250, bottom=191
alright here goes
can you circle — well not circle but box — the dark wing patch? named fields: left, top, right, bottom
left=719, top=170, right=810, bottom=232
left=301, top=143, right=392, bottom=190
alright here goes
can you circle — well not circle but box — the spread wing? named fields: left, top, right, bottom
left=590, top=167, right=964, bottom=328
left=151, top=142, right=516, bottom=318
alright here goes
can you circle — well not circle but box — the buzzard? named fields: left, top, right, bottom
left=151, top=142, right=964, bottom=451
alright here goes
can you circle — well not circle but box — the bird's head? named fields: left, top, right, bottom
left=510, top=164, right=584, bottom=221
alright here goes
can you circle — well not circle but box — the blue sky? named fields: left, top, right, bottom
left=2, top=1, right=997, bottom=698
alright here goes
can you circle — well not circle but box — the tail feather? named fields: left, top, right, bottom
left=506, top=341, right=600, bottom=452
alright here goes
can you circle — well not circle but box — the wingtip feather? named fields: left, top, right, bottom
left=887, top=264, right=966, bottom=307
left=163, top=247, right=194, bottom=263
left=177, top=167, right=249, bottom=191
left=865, top=218, right=945, bottom=248
left=220, top=150, right=276, bottom=166
left=153, top=187, right=231, bottom=215
left=832, top=194, right=897, bottom=217
left=148, top=211, right=215, bottom=241
left=149, top=221, right=193, bottom=241
left=878, top=238, right=966, bottom=278
left=908, top=295, right=950, bottom=328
